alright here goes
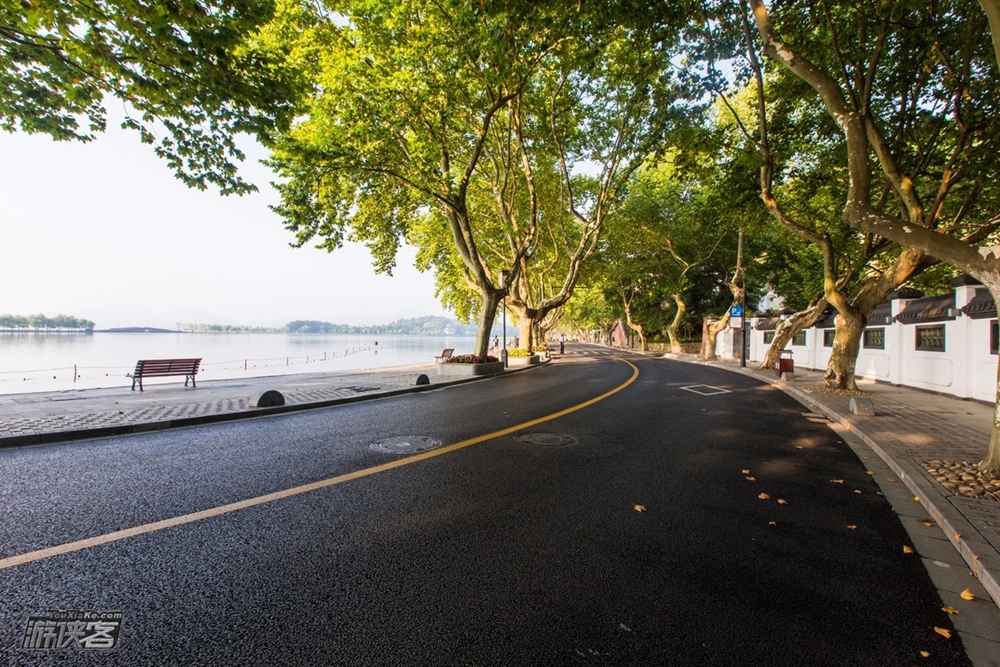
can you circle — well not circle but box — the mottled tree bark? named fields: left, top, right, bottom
left=758, top=299, right=827, bottom=371
left=665, top=293, right=687, bottom=354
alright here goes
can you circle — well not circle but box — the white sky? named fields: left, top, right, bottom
left=0, top=118, right=449, bottom=329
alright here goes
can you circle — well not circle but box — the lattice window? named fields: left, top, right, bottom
left=915, top=325, right=945, bottom=352
left=863, top=328, right=885, bottom=350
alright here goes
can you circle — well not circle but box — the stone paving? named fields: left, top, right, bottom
left=0, top=365, right=442, bottom=442
left=0, top=385, right=400, bottom=439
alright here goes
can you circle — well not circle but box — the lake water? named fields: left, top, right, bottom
left=0, top=332, right=478, bottom=395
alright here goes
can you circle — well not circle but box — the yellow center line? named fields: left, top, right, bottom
left=0, top=359, right=639, bottom=571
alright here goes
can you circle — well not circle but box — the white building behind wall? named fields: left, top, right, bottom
left=717, top=276, right=999, bottom=403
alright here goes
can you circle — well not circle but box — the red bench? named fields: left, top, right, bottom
left=128, top=358, right=202, bottom=391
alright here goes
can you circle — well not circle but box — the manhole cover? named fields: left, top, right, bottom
left=514, top=432, right=578, bottom=447
left=370, top=436, right=443, bottom=454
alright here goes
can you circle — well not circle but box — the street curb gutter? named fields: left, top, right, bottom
left=0, top=363, right=544, bottom=451
left=673, top=356, right=1000, bottom=614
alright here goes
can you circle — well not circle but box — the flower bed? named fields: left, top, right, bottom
left=444, top=354, right=499, bottom=364
left=507, top=353, right=540, bottom=366
left=438, top=353, right=504, bottom=376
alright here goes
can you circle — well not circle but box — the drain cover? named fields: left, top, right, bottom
left=514, top=432, right=578, bottom=447
left=370, top=436, right=443, bottom=454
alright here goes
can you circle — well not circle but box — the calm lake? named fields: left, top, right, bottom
left=0, top=332, right=478, bottom=395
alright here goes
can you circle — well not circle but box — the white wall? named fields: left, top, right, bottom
left=730, top=284, right=998, bottom=403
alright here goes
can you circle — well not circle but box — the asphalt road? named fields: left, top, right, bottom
left=0, top=346, right=971, bottom=665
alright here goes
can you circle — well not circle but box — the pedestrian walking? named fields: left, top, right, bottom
left=559, top=333, right=565, bottom=354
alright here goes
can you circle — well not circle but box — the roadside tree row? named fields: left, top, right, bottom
left=5, top=0, right=1000, bottom=473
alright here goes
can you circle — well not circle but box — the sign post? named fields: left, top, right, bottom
left=730, top=304, right=747, bottom=367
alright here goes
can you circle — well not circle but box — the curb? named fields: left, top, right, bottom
left=0, top=362, right=546, bottom=450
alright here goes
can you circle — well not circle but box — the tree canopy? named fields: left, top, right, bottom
left=1, top=0, right=303, bottom=193
left=267, top=0, right=683, bottom=356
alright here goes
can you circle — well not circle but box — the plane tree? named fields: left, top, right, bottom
left=0, top=0, right=303, bottom=193
left=594, top=158, right=736, bottom=353
left=266, top=0, right=682, bottom=358
left=745, top=0, right=1000, bottom=473
left=692, top=1, right=950, bottom=387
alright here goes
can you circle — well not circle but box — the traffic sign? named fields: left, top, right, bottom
left=730, top=305, right=744, bottom=318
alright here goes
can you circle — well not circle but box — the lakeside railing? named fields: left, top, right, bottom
left=0, top=346, right=373, bottom=389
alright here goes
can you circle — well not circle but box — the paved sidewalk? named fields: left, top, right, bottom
left=0, top=363, right=455, bottom=446
left=3, top=352, right=1000, bottom=656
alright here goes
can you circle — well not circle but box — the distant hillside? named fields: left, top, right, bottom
left=286, top=316, right=485, bottom=336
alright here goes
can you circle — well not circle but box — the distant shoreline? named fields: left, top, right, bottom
left=96, top=327, right=183, bottom=334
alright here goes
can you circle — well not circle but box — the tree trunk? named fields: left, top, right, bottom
left=474, top=293, right=501, bottom=359
left=823, top=308, right=865, bottom=391
left=758, top=299, right=828, bottom=371
left=665, top=293, right=687, bottom=354
left=621, top=294, right=648, bottom=351
left=628, top=323, right=648, bottom=351
left=519, top=319, right=533, bottom=351
left=702, top=314, right=731, bottom=360
left=980, top=280, right=1000, bottom=477
left=506, top=301, right=535, bottom=351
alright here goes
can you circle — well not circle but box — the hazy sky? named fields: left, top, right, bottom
left=0, top=115, right=450, bottom=329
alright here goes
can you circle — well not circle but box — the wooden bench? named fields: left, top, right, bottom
left=128, top=358, right=202, bottom=391
left=434, top=348, right=454, bottom=363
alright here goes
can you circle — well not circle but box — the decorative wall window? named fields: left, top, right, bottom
left=763, top=331, right=775, bottom=344
left=792, top=331, right=807, bottom=346
left=991, top=320, right=998, bottom=356
left=915, top=325, right=945, bottom=352
left=823, top=330, right=835, bottom=347
left=863, top=328, right=885, bottom=350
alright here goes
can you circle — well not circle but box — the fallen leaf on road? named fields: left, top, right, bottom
left=960, top=589, right=976, bottom=601
left=866, top=471, right=875, bottom=476
left=919, top=518, right=935, bottom=527
left=746, top=476, right=756, bottom=481
left=777, top=499, right=788, bottom=505
left=941, top=606, right=960, bottom=616
left=913, top=496, right=921, bottom=502
left=758, top=493, right=771, bottom=500
left=887, top=478, right=901, bottom=483
left=768, top=521, right=777, bottom=526
left=847, top=525, right=857, bottom=530
left=973, top=556, right=980, bottom=568
left=742, top=469, right=751, bottom=474
left=633, top=505, right=647, bottom=513
left=954, top=534, right=962, bottom=543
left=795, top=445, right=804, bottom=450
left=831, top=479, right=845, bottom=484
left=920, top=651, right=931, bottom=658
left=854, top=490, right=862, bottom=494
left=903, top=545, right=914, bottom=554
left=934, top=627, right=952, bottom=639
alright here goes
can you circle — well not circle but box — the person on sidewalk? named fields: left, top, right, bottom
left=559, top=333, right=565, bottom=354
